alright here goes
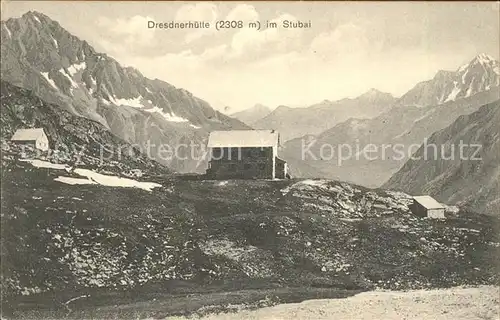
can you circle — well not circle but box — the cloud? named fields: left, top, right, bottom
left=230, top=28, right=278, bottom=55
left=204, top=11, right=304, bottom=63
left=175, top=3, right=218, bottom=43
left=310, top=23, right=373, bottom=62
left=97, top=15, right=155, bottom=47
left=225, top=4, right=259, bottom=22
left=87, top=3, right=497, bottom=113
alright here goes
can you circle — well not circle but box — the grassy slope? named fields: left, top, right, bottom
left=1, top=157, right=499, bottom=318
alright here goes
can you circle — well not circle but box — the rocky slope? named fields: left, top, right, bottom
left=230, top=104, right=272, bottom=126
left=1, top=153, right=499, bottom=317
left=383, top=101, right=500, bottom=214
left=253, top=89, right=396, bottom=142
left=398, top=54, right=500, bottom=107
left=0, top=11, right=248, bottom=173
left=1, top=80, right=169, bottom=177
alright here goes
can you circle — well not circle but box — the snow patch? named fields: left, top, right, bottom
left=110, top=96, right=146, bottom=109
left=393, top=130, right=410, bottom=140
left=67, top=62, right=86, bottom=77
left=412, top=108, right=436, bottom=124
left=493, top=65, right=500, bottom=76
left=476, top=53, right=496, bottom=65
left=41, top=72, right=58, bottom=90
left=51, top=36, right=58, bottom=49
left=88, top=77, right=97, bottom=94
left=466, top=78, right=475, bottom=97
left=443, top=82, right=461, bottom=103
left=104, top=94, right=190, bottom=123
left=72, top=168, right=161, bottom=192
left=461, top=70, right=468, bottom=84
left=143, top=106, right=189, bottom=122
left=146, top=87, right=152, bottom=93
left=60, top=69, right=79, bottom=89
left=32, top=15, right=41, bottom=24
left=55, top=176, right=96, bottom=185
left=24, top=159, right=161, bottom=191
left=20, top=159, right=70, bottom=170
left=190, top=124, right=201, bottom=129
left=3, top=24, right=12, bottom=38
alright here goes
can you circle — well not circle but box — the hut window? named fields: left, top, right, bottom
left=212, top=148, right=221, bottom=158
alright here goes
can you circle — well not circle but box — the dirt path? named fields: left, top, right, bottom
left=166, top=285, right=498, bottom=320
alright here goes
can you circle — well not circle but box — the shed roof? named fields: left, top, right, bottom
left=207, top=130, right=279, bottom=148
left=413, top=196, right=444, bottom=209
left=11, top=128, right=46, bottom=141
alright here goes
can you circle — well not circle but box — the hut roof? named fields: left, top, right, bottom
left=413, top=196, right=444, bottom=209
left=207, top=130, right=280, bottom=148
left=11, top=128, right=46, bottom=141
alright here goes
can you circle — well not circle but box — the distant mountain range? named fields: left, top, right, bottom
left=230, top=104, right=271, bottom=126
left=241, top=54, right=500, bottom=143
left=281, top=54, right=500, bottom=187
left=252, top=89, right=396, bottom=141
left=384, top=100, right=500, bottom=214
left=0, top=11, right=248, bottom=173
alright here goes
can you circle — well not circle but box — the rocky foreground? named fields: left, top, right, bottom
left=1, top=155, right=499, bottom=318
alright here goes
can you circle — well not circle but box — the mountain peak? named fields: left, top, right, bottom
left=457, top=53, right=499, bottom=72
left=21, top=10, right=51, bottom=23
left=252, top=103, right=270, bottom=111
left=358, top=88, right=394, bottom=101
left=274, top=105, right=291, bottom=112
left=230, top=103, right=272, bottom=125
left=363, top=88, right=382, bottom=95
left=474, top=53, right=497, bottom=63
left=400, top=53, right=500, bottom=107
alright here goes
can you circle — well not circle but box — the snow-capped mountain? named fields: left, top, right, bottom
left=398, top=54, right=500, bottom=107
left=0, top=11, right=248, bottom=172
left=282, top=84, right=500, bottom=187
left=279, top=53, right=500, bottom=186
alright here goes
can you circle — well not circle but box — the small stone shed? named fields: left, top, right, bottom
left=410, top=196, right=445, bottom=219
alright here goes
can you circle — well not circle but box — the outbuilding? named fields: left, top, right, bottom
left=10, top=128, right=49, bottom=151
left=410, top=196, right=445, bottom=219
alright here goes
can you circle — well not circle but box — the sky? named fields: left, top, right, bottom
left=2, top=1, right=499, bottom=113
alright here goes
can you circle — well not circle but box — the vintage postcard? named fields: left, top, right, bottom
left=1, top=1, right=499, bottom=319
